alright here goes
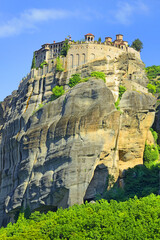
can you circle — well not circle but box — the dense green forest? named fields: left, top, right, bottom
left=0, top=194, right=160, bottom=239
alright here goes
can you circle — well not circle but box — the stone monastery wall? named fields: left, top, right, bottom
left=21, top=42, right=140, bottom=85
left=67, top=42, right=140, bottom=70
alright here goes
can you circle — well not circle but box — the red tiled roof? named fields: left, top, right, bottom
left=85, top=33, right=95, bottom=36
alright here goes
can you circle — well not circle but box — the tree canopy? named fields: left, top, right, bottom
left=131, top=38, right=143, bottom=52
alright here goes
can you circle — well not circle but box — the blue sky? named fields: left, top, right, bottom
left=0, top=0, right=160, bottom=101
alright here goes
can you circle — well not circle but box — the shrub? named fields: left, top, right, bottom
left=115, top=85, right=126, bottom=110
left=40, top=60, right=48, bottom=69
left=69, top=74, right=81, bottom=87
left=119, top=85, right=126, bottom=100
left=51, top=86, right=64, bottom=100
left=143, top=143, right=159, bottom=168
left=115, top=98, right=120, bottom=111
left=56, top=57, right=64, bottom=72
left=147, top=83, right=156, bottom=94
left=90, top=71, right=106, bottom=82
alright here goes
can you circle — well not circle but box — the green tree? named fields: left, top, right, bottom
left=60, top=39, right=70, bottom=57
left=98, top=37, right=102, bottom=42
left=31, top=52, right=36, bottom=69
left=131, top=38, right=143, bottom=52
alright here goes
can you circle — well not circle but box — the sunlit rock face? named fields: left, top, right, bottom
left=0, top=52, right=156, bottom=226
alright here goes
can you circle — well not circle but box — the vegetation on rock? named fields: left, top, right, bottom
left=40, top=60, right=48, bottom=69
left=69, top=73, right=81, bottom=87
left=131, top=38, right=143, bottom=52
left=60, top=39, right=70, bottom=57
left=115, top=85, right=126, bottom=110
left=51, top=86, right=65, bottom=100
left=90, top=71, right=106, bottom=82
left=69, top=71, right=106, bottom=88
left=55, top=57, right=64, bottom=72
left=0, top=195, right=160, bottom=239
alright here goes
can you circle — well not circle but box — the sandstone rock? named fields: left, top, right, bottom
left=0, top=52, right=156, bottom=226
left=118, top=91, right=156, bottom=171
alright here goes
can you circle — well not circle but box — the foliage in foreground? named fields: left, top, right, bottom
left=0, top=194, right=160, bottom=239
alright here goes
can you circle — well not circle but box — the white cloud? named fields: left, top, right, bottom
left=0, top=9, right=78, bottom=38
left=113, top=0, right=149, bottom=25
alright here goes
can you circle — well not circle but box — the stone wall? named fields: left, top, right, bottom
left=22, top=43, right=140, bottom=85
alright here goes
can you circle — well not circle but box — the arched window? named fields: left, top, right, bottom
left=76, top=54, right=80, bottom=66
left=90, top=53, right=95, bottom=60
left=82, top=53, right=86, bottom=64
left=70, top=54, right=74, bottom=68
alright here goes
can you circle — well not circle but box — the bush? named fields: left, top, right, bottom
left=51, top=86, right=65, bottom=100
left=51, top=86, right=64, bottom=100
left=115, top=85, right=126, bottom=110
left=56, top=57, right=64, bottom=72
left=69, top=73, right=81, bottom=87
left=40, top=60, right=48, bottom=69
left=119, top=85, right=126, bottom=99
left=143, top=143, right=159, bottom=168
left=90, top=71, right=106, bottom=82
left=147, top=83, right=156, bottom=94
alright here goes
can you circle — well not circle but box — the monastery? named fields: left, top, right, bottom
left=34, top=33, right=140, bottom=69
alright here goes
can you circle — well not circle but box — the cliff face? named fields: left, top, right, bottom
left=0, top=53, right=156, bottom=226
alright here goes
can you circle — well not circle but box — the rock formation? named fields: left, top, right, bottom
left=0, top=53, right=156, bottom=226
